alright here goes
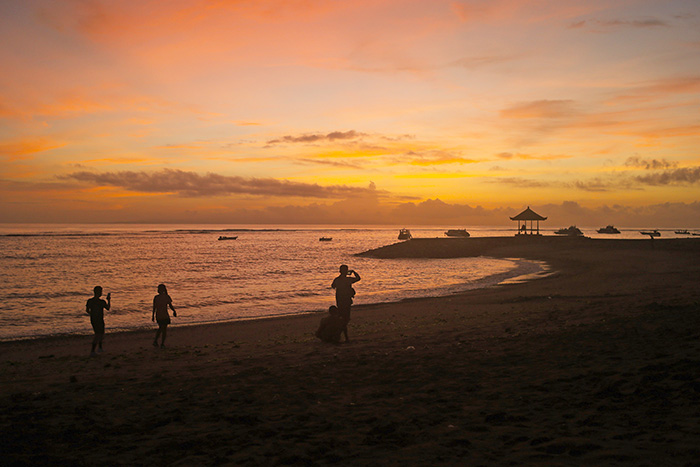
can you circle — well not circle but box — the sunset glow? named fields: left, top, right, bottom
left=2, top=0, right=699, bottom=225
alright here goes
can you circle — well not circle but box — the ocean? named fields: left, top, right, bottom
left=0, top=224, right=684, bottom=341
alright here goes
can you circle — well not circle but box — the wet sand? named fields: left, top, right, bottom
left=2, top=236, right=700, bottom=465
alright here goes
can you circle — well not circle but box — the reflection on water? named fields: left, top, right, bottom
left=0, top=225, right=559, bottom=340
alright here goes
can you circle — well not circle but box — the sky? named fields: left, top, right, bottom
left=1, top=0, right=699, bottom=226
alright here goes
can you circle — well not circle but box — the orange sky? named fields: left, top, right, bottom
left=1, top=0, right=699, bottom=226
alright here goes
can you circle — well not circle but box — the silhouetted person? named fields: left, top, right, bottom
left=315, top=305, right=345, bottom=344
left=331, top=265, right=361, bottom=342
left=152, top=284, right=176, bottom=348
left=86, top=286, right=110, bottom=356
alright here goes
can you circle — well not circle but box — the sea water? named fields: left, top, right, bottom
left=1, top=223, right=670, bottom=341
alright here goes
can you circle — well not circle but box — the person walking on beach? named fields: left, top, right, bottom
left=152, top=283, right=177, bottom=348
left=331, top=265, right=361, bottom=342
left=86, top=286, right=110, bottom=356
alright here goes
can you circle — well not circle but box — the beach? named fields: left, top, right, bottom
left=2, top=236, right=700, bottom=465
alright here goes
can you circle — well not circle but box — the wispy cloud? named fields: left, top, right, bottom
left=59, top=169, right=384, bottom=198
left=634, top=167, right=700, bottom=185
left=402, top=151, right=480, bottom=166
left=496, top=152, right=572, bottom=161
left=500, top=100, right=578, bottom=119
left=267, top=130, right=365, bottom=145
left=625, top=156, right=678, bottom=170
left=294, top=158, right=365, bottom=169
left=569, top=18, right=669, bottom=30
left=0, top=139, right=65, bottom=160
left=489, top=177, right=551, bottom=188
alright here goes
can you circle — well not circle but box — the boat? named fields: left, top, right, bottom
left=445, top=229, right=470, bottom=237
left=640, top=230, right=660, bottom=237
left=398, top=228, right=412, bottom=240
left=597, top=225, right=620, bottom=234
left=554, top=226, right=584, bottom=236
left=218, top=236, right=238, bottom=240
left=675, top=230, right=690, bottom=235
left=319, top=237, right=332, bottom=242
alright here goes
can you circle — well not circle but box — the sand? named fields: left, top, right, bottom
left=2, top=236, right=700, bottom=465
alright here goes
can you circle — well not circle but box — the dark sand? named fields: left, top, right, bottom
left=2, top=236, right=700, bottom=465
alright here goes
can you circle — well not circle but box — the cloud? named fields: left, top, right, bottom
left=500, top=100, right=578, bottom=119
left=451, top=0, right=603, bottom=24
left=569, top=18, right=669, bottom=30
left=0, top=139, right=65, bottom=160
left=401, top=151, right=480, bottom=166
left=634, top=167, right=700, bottom=186
left=624, top=156, right=678, bottom=170
left=59, top=169, right=384, bottom=198
left=294, top=158, right=364, bottom=169
left=267, top=130, right=366, bottom=145
left=449, top=54, right=519, bottom=69
left=496, top=152, right=572, bottom=161
left=490, top=177, right=551, bottom=188
left=572, top=179, right=613, bottom=192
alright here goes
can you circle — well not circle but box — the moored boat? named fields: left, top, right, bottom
left=398, top=228, right=412, bottom=240
left=640, top=230, right=660, bottom=237
left=597, top=225, right=620, bottom=234
left=675, top=230, right=690, bottom=235
left=319, top=237, right=332, bottom=242
left=445, top=229, right=470, bottom=237
left=554, top=226, right=583, bottom=236
left=218, top=236, right=238, bottom=240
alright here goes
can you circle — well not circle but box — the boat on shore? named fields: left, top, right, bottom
left=218, top=236, right=238, bottom=240
left=398, top=228, right=412, bottom=240
left=597, top=225, right=620, bottom=234
left=554, top=226, right=584, bottom=236
left=640, top=230, right=660, bottom=237
left=675, top=230, right=690, bottom=235
left=445, top=229, right=470, bottom=237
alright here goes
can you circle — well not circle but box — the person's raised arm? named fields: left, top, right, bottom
left=351, top=270, right=361, bottom=283
left=105, top=292, right=111, bottom=310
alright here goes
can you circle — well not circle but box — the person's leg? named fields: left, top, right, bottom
left=160, top=324, right=168, bottom=347
left=97, top=330, right=104, bottom=352
left=339, top=304, right=351, bottom=342
left=91, top=333, right=98, bottom=354
left=154, top=327, right=161, bottom=346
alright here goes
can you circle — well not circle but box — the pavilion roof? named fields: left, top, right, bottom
left=510, top=206, right=547, bottom=221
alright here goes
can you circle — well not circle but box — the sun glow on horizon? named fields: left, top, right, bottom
left=1, top=0, right=699, bottom=226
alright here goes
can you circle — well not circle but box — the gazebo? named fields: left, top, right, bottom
left=510, top=206, right=547, bottom=235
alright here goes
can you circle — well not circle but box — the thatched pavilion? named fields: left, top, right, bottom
left=510, top=206, right=547, bottom=235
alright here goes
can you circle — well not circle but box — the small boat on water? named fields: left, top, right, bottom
left=218, top=236, right=238, bottom=240
left=398, top=228, right=412, bottom=240
left=597, top=225, right=620, bottom=234
left=675, top=230, right=690, bottom=235
left=554, top=226, right=584, bottom=236
left=445, top=229, right=470, bottom=237
left=640, top=230, right=660, bottom=237
left=319, top=237, right=332, bottom=242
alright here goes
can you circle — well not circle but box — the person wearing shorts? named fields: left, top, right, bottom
left=86, top=286, right=110, bottom=356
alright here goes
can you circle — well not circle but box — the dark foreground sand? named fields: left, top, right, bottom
left=2, top=236, right=700, bottom=466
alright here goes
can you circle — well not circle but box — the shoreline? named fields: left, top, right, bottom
left=0, top=251, right=545, bottom=344
left=2, top=236, right=700, bottom=464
